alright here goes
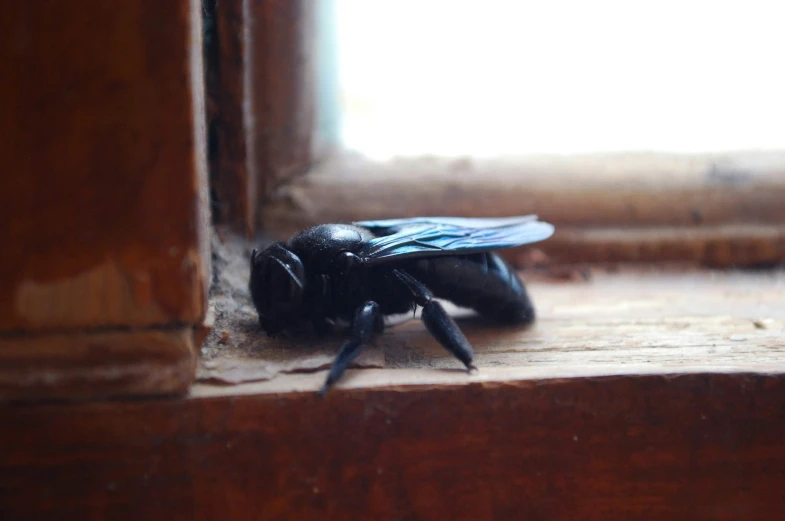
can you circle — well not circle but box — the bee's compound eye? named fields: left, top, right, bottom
left=335, top=251, right=360, bottom=272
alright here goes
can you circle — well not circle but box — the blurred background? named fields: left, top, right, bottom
left=335, top=0, right=785, bottom=158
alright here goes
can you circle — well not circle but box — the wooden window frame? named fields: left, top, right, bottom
left=261, top=151, right=785, bottom=268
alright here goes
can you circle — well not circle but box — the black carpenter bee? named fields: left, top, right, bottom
left=249, top=216, right=554, bottom=394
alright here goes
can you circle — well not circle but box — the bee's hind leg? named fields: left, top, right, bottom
left=392, top=269, right=477, bottom=372
left=319, top=301, right=382, bottom=396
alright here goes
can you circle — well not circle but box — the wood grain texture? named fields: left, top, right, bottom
left=261, top=151, right=785, bottom=266
left=208, top=0, right=317, bottom=235
left=263, top=151, right=785, bottom=229
left=1, top=373, right=784, bottom=520
left=195, top=267, right=785, bottom=392
left=0, top=328, right=197, bottom=402
left=252, top=0, right=318, bottom=197
left=508, top=224, right=785, bottom=268
left=0, top=0, right=209, bottom=332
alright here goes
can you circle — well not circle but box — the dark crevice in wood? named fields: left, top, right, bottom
left=202, top=0, right=223, bottom=226
left=205, top=0, right=321, bottom=236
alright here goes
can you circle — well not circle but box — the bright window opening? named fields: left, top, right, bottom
left=336, top=0, right=785, bottom=159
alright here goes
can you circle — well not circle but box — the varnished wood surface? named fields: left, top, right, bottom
left=0, top=328, right=196, bottom=402
left=0, top=0, right=209, bottom=332
left=1, top=373, right=784, bottom=520
left=261, top=151, right=785, bottom=266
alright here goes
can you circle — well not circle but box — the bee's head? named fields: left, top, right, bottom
left=249, top=243, right=306, bottom=334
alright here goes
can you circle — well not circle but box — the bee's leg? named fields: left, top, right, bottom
left=392, top=269, right=476, bottom=372
left=319, top=301, right=381, bottom=396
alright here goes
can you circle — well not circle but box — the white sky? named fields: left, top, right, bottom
left=336, top=0, right=785, bottom=159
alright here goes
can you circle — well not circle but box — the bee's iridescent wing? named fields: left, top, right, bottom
left=354, top=216, right=554, bottom=265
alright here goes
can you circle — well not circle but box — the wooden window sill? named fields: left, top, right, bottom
left=3, top=265, right=784, bottom=520
left=196, top=263, right=784, bottom=396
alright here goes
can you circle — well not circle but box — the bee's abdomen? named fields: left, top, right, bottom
left=405, top=253, right=535, bottom=324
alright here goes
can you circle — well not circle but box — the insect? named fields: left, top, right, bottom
left=249, top=216, right=554, bottom=395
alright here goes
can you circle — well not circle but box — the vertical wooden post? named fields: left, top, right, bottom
left=0, top=0, right=210, bottom=400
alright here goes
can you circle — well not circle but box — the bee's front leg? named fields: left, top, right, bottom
left=319, top=301, right=381, bottom=395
